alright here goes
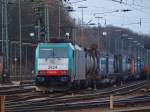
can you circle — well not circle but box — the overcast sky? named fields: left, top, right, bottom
left=69, top=0, right=150, bottom=35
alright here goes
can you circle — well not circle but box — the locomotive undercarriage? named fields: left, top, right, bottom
left=35, top=76, right=71, bottom=92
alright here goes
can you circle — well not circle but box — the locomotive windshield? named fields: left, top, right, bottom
left=39, top=48, right=67, bottom=58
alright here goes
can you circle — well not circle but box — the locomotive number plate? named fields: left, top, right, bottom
left=48, top=65, right=57, bottom=70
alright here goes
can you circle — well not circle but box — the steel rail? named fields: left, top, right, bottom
left=5, top=80, right=146, bottom=105
left=5, top=81, right=149, bottom=109
left=6, top=95, right=150, bottom=112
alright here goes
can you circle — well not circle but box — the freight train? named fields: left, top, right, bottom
left=35, top=42, right=147, bottom=91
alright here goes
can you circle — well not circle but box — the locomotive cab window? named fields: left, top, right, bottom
left=39, top=48, right=67, bottom=58
left=53, top=48, right=67, bottom=58
left=39, top=49, right=53, bottom=58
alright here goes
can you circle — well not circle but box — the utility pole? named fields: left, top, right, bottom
left=95, top=17, right=103, bottom=51
left=1, top=0, right=10, bottom=82
left=58, top=6, right=61, bottom=38
left=78, top=6, right=87, bottom=26
left=25, top=46, right=28, bottom=73
left=73, top=18, right=76, bottom=45
left=14, top=44, right=17, bottom=80
left=19, top=0, right=22, bottom=81
left=1, top=0, right=4, bottom=53
left=146, top=50, right=149, bottom=82
left=44, top=5, right=50, bottom=42
left=78, top=6, right=87, bottom=46
left=37, top=19, right=41, bottom=41
left=139, top=18, right=141, bottom=27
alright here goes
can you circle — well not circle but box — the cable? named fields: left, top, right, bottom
left=121, top=22, right=140, bottom=26
left=125, top=0, right=150, bottom=10
left=109, top=0, right=150, bottom=15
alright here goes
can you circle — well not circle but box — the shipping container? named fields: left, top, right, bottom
left=122, top=55, right=129, bottom=73
left=130, top=57, right=135, bottom=75
left=99, top=56, right=107, bottom=76
left=114, top=55, right=122, bottom=73
left=108, top=55, right=114, bottom=74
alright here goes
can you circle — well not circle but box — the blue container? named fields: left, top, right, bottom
left=136, top=57, right=144, bottom=73
left=108, top=55, right=114, bottom=74
left=99, top=56, right=107, bottom=76
left=122, top=55, right=129, bottom=73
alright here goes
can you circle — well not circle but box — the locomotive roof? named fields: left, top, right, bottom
left=38, top=43, right=72, bottom=47
left=74, top=44, right=83, bottom=50
left=37, top=43, right=84, bottom=51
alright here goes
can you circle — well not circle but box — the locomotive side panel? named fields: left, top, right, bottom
left=74, top=49, right=86, bottom=81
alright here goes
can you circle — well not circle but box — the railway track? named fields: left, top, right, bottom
left=116, top=105, right=150, bottom=112
left=5, top=80, right=145, bottom=103
left=6, top=94, right=150, bottom=112
left=0, top=85, right=35, bottom=96
left=5, top=80, right=150, bottom=112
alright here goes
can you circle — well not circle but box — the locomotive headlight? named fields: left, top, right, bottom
left=61, top=77, right=68, bottom=82
left=37, top=77, right=45, bottom=82
left=38, top=71, right=46, bottom=75
left=60, top=70, right=68, bottom=75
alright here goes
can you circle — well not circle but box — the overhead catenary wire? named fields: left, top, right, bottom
left=109, top=0, right=150, bottom=15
